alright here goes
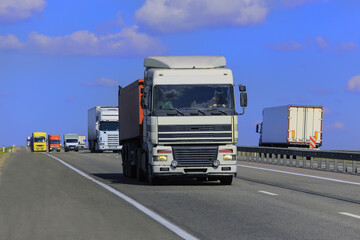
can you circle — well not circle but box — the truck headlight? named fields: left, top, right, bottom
left=156, top=155, right=167, bottom=161
left=223, top=154, right=236, bottom=161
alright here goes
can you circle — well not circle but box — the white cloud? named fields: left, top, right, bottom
left=326, top=121, right=345, bottom=130
left=0, top=0, right=46, bottom=23
left=267, top=40, right=302, bottom=51
left=0, top=27, right=166, bottom=57
left=84, top=77, right=119, bottom=87
left=0, top=34, right=23, bottom=49
left=347, top=75, right=360, bottom=93
left=338, top=42, right=358, bottom=52
left=315, top=36, right=329, bottom=49
left=135, top=0, right=268, bottom=34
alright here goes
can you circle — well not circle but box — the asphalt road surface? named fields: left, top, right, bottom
left=0, top=148, right=359, bottom=240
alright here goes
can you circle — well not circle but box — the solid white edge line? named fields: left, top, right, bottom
left=45, top=153, right=198, bottom=240
left=237, top=164, right=360, bottom=186
left=338, top=212, right=360, bottom=220
left=258, top=191, right=278, bottom=196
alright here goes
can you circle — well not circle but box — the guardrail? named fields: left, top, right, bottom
left=237, top=146, right=359, bottom=175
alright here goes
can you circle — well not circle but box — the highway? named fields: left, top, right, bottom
left=0, top=148, right=359, bottom=240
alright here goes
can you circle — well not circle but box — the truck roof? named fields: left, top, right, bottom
left=144, top=55, right=226, bottom=69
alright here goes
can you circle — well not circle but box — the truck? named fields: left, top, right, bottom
left=27, top=136, right=31, bottom=147
left=256, top=105, right=323, bottom=148
left=32, top=132, right=47, bottom=152
left=48, top=135, right=61, bottom=152
left=118, top=55, right=247, bottom=185
left=88, top=106, right=122, bottom=153
left=63, top=134, right=79, bottom=152
left=78, top=135, right=86, bottom=149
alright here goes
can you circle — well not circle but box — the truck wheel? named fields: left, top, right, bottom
left=220, top=176, right=233, bottom=185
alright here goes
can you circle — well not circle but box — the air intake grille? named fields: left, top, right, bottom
left=172, top=146, right=218, bottom=167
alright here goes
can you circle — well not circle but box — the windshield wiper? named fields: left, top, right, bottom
left=169, top=108, right=184, bottom=116
left=208, top=108, right=228, bottom=115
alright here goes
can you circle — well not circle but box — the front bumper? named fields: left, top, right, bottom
left=152, top=164, right=237, bottom=178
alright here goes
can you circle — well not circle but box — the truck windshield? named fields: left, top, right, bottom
left=66, top=139, right=78, bottom=143
left=153, top=84, right=234, bottom=111
left=34, top=137, right=46, bottom=143
left=50, top=140, right=60, bottom=144
left=100, top=121, right=118, bottom=131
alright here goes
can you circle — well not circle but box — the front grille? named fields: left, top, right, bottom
left=108, top=134, right=119, bottom=144
left=172, top=146, right=218, bottom=167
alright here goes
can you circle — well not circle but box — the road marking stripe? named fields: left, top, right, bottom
left=338, top=212, right=360, bottom=220
left=258, top=191, right=278, bottom=196
left=237, top=164, right=360, bottom=186
left=45, top=154, right=198, bottom=240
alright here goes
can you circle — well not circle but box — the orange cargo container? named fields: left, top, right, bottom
left=48, top=135, right=61, bottom=152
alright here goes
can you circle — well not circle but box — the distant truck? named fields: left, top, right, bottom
left=48, top=135, right=61, bottom=152
left=63, top=134, right=79, bottom=152
left=78, top=135, right=86, bottom=149
left=32, top=132, right=47, bottom=152
left=256, top=105, right=323, bottom=148
left=88, top=106, right=122, bottom=153
left=118, top=55, right=247, bottom=185
left=27, top=136, right=31, bottom=147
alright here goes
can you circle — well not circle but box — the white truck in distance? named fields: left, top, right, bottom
left=256, top=105, right=323, bottom=148
left=119, top=55, right=247, bottom=185
left=88, top=106, right=122, bottom=153
left=78, top=135, right=86, bottom=149
left=63, top=134, right=79, bottom=152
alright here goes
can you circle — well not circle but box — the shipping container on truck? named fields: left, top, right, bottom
left=48, top=135, right=61, bottom=152
left=78, top=135, right=86, bottom=149
left=256, top=105, right=323, bottom=148
left=32, top=132, right=47, bottom=152
left=119, top=55, right=248, bottom=185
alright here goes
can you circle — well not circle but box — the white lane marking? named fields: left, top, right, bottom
left=237, top=164, right=360, bottom=186
left=338, top=212, right=360, bottom=220
left=258, top=191, right=278, bottom=196
left=45, top=154, right=198, bottom=240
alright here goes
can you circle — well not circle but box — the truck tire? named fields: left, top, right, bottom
left=220, top=176, right=233, bottom=185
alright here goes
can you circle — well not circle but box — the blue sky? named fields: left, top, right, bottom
left=0, top=0, right=359, bottom=150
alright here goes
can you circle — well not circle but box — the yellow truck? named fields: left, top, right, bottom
left=32, top=132, right=47, bottom=152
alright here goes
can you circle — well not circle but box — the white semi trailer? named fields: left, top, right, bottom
left=88, top=106, right=122, bottom=153
left=118, top=55, right=247, bottom=185
left=256, top=105, right=323, bottom=148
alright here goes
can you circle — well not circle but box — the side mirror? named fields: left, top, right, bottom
left=256, top=124, right=259, bottom=133
left=240, top=92, right=247, bottom=107
left=141, top=88, right=148, bottom=109
left=239, top=85, right=246, bottom=92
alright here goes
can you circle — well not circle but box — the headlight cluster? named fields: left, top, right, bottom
left=223, top=154, right=236, bottom=161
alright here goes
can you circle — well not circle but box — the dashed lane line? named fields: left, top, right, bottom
left=45, top=153, right=198, bottom=240
left=338, top=212, right=360, bottom=220
left=258, top=191, right=278, bottom=196
left=237, top=164, right=360, bottom=186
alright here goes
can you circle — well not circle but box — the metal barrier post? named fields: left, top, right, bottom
left=343, top=160, right=347, bottom=173
left=319, top=158, right=323, bottom=169
left=283, top=155, right=287, bottom=166
left=334, top=160, right=338, bottom=172
left=302, top=156, right=306, bottom=168
left=352, top=161, right=357, bottom=174
left=277, top=154, right=281, bottom=165
left=246, top=152, right=250, bottom=161
left=310, top=157, right=314, bottom=168
left=290, top=156, right=293, bottom=166
left=326, top=159, right=330, bottom=170
left=266, top=153, right=270, bottom=163
left=261, top=153, right=264, bottom=163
